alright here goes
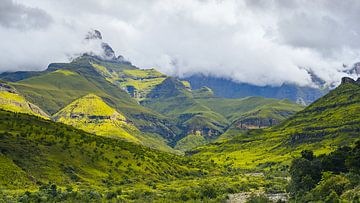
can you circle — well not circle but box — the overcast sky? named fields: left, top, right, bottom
left=1, top=0, right=360, bottom=86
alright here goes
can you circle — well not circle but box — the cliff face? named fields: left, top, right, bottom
left=341, top=77, right=360, bottom=85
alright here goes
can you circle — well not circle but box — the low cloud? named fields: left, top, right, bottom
left=0, top=0, right=52, bottom=30
left=0, top=0, right=359, bottom=87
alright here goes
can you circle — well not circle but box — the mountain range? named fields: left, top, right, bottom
left=0, top=30, right=359, bottom=202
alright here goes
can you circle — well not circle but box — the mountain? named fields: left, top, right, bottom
left=0, top=30, right=304, bottom=152
left=141, top=77, right=229, bottom=147
left=54, top=93, right=140, bottom=142
left=190, top=77, right=360, bottom=169
left=0, top=82, right=49, bottom=119
left=0, top=109, right=282, bottom=202
left=0, top=55, right=303, bottom=152
left=183, top=74, right=328, bottom=105
left=0, top=110, right=201, bottom=200
left=141, top=77, right=303, bottom=150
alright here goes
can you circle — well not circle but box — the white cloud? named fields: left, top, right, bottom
left=0, top=0, right=360, bottom=86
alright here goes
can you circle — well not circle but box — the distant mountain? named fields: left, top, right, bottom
left=0, top=30, right=304, bottom=152
left=191, top=76, right=360, bottom=169
left=182, top=74, right=328, bottom=105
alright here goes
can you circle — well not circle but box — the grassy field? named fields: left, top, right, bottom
left=0, top=109, right=283, bottom=202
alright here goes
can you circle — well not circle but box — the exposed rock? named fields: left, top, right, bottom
left=85, top=29, right=102, bottom=40
left=341, top=77, right=356, bottom=84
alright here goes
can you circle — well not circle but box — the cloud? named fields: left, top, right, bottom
left=0, top=0, right=359, bottom=87
left=0, top=0, right=52, bottom=30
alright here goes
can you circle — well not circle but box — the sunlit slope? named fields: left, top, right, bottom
left=191, top=78, right=360, bottom=169
left=0, top=83, right=49, bottom=119
left=92, top=62, right=167, bottom=100
left=9, top=57, right=181, bottom=144
left=91, top=60, right=190, bottom=100
left=54, top=94, right=139, bottom=142
left=0, top=110, right=203, bottom=193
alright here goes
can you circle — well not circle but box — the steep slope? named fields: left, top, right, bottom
left=191, top=77, right=360, bottom=169
left=141, top=78, right=229, bottom=146
left=0, top=110, right=282, bottom=202
left=0, top=82, right=49, bottom=119
left=92, top=62, right=167, bottom=100
left=54, top=94, right=139, bottom=143
left=7, top=57, right=181, bottom=145
left=0, top=110, right=202, bottom=198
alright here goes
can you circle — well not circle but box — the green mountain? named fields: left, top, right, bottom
left=0, top=82, right=49, bottom=119
left=141, top=78, right=229, bottom=146
left=0, top=110, right=279, bottom=202
left=0, top=109, right=195, bottom=197
left=0, top=55, right=303, bottom=152
left=190, top=77, right=360, bottom=169
left=54, top=93, right=139, bottom=142
left=6, top=56, right=181, bottom=145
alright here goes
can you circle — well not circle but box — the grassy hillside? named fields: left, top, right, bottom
left=0, top=110, right=280, bottom=202
left=2, top=55, right=303, bottom=153
left=141, top=78, right=229, bottom=146
left=8, top=57, right=182, bottom=147
left=0, top=83, right=49, bottom=119
left=54, top=94, right=139, bottom=142
left=53, top=93, right=178, bottom=153
left=196, top=96, right=304, bottom=124
left=190, top=79, right=360, bottom=169
left=91, top=61, right=167, bottom=100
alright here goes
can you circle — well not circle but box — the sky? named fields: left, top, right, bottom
left=1, top=0, right=360, bottom=86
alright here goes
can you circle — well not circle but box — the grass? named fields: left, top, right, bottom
left=0, top=91, right=49, bottom=119
left=54, top=93, right=139, bottom=143
left=191, top=82, right=360, bottom=170
left=7, top=57, right=182, bottom=152
left=175, top=131, right=207, bottom=151
left=0, top=109, right=283, bottom=202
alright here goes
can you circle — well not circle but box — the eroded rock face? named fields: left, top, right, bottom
left=235, top=118, right=279, bottom=129
left=341, top=77, right=356, bottom=84
left=85, top=29, right=103, bottom=40
left=83, top=29, right=131, bottom=63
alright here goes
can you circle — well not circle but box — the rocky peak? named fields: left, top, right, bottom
left=85, top=29, right=102, bottom=40
left=83, top=29, right=131, bottom=64
left=341, top=77, right=360, bottom=85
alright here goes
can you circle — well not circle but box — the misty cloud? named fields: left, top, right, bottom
left=0, top=0, right=52, bottom=30
left=0, top=0, right=360, bottom=87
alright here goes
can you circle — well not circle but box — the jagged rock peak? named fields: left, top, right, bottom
left=85, top=29, right=102, bottom=40
left=341, top=77, right=360, bottom=85
left=82, top=29, right=132, bottom=64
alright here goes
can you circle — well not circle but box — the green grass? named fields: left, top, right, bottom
left=191, top=82, right=360, bottom=169
left=0, top=110, right=282, bottom=202
left=175, top=131, right=207, bottom=151
left=91, top=61, right=167, bottom=100
left=54, top=93, right=139, bottom=143
left=7, top=57, right=182, bottom=152
left=0, top=90, right=49, bottom=119
left=196, top=97, right=304, bottom=123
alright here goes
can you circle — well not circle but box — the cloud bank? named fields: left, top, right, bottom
left=1, top=0, right=360, bottom=86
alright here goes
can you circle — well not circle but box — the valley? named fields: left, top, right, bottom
left=0, top=29, right=359, bottom=202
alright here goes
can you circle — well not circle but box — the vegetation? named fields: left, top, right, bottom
left=54, top=93, right=139, bottom=142
left=191, top=81, right=360, bottom=169
left=0, top=109, right=281, bottom=202
left=288, top=144, right=360, bottom=202
left=0, top=90, right=49, bottom=119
